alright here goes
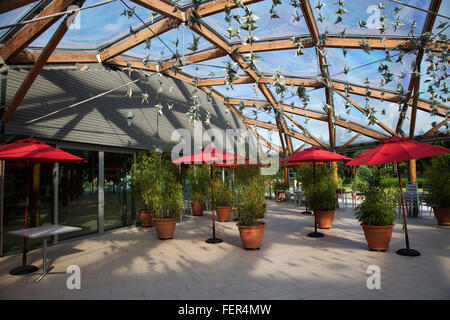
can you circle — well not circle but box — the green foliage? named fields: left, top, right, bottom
left=272, top=179, right=287, bottom=191
left=298, top=164, right=337, bottom=211
left=423, top=154, right=450, bottom=208
left=132, top=151, right=183, bottom=218
left=355, top=185, right=399, bottom=226
left=186, top=164, right=210, bottom=202
left=234, top=166, right=260, bottom=188
left=159, top=163, right=183, bottom=219
left=132, top=151, right=163, bottom=213
left=236, top=175, right=266, bottom=226
left=214, top=180, right=234, bottom=207
left=356, top=165, right=372, bottom=185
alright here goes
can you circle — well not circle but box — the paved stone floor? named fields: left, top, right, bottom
left=0, top=201, right=449, bottom=300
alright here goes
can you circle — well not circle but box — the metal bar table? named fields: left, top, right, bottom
left=8, top=225, right=81, bottom=283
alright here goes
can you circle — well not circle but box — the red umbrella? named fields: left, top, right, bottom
left=0, top=137, right=87, bottom=163
left=172, top=146, right=242, bottom=244
left=284, top=147, right=352, bottom=237
left=0, top=138, right=86, bottom=275
left=346, top=136, right=450, bottom=257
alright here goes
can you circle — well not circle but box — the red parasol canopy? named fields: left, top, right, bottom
left=282, top=146, right=352, bottom=163
left=172, top=146, right=241, bottom=165
left=0, top=138, right=87, bottom=163
left=212, top=158, right=265, bottom=169
left=282, top=162, right=299, bottom=168
left=346, top=136, right=450, bottom=166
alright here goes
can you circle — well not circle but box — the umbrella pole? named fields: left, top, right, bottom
left=206, top=165, right=223, bottom=244
left=10, top=162, right=38, bottom=275
left=308, top=162, right=324, bottom=238
left=396, top=162, right=420, bottom=257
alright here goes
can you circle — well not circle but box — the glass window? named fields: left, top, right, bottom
left=104, top=152, right=133, bottom=231
left=58, top=149, right=99, bottom=240
left=2, top=162, right=53, bottom=255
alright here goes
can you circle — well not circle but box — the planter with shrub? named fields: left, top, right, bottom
left=153, top=158, right=183, bottom=240
left=299, top=164, right=337, bottom=228
left=423, top=155, right=450, bottom=226
left=236, top=175, right=266, bottom=249
left=132, top=151, right=162, bottom=227
left=355, top=184, right=399, bottom=251
left=213, top=180, right=234, bottom=222
left=187, top=165, right=210, bottom=216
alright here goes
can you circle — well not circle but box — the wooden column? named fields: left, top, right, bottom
left=331, top=161, right=338, bottom=186
left=284, top=167, right=289, bottom=187
left=30, top=163, right=40, bottom=227
left=408, top=159, right=418, bottom=217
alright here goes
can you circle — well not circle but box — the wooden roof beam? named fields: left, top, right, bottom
left=331, top=80, right=449, bottom=117
left=99, top=18, right=175, bottom=62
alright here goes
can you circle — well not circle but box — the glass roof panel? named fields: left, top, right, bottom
left=278, top=88, right=328, bottom=114
left=214, top=83, right=259, bottom=99
left=203, top=0, right=310, bottom=42
left=28, top=0, right=160, bottom=49
left=432, top=3, right=450, bottom=37
left=312, top=0, right=431, bottom=36
left=0, top=2, right=38, bottom=39
left=181, top=55, right=235, bottom=78
left=418, top=53, right=449, bottom=107
left=335, top=126, right=377, bottom=147
left=254, top=48, right=319, bottom=77
left=326, top=48, right=414, bottom=90
left=343, top=93, right=403, bottom=134
left=125, top=26, right=213, bottom=60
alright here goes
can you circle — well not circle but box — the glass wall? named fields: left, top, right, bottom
left=1, top=146, right=137, bottom=255
left=58, top=149, right=99, bottom=241
left=104, top=152, right=133, bottom=231
left=2, top=162, right=53, bottom=255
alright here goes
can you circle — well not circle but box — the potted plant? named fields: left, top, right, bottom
left=214, top=180, right=234, bottom=222
left=132, top=151, right=161, bottom=227
left=423, top=155, right=450, bottom=226
left=236, top=175, right=266, bottom=249
left=273, top=180, right=287, bottom=202
left=152, top=160, right=183, bottom=239
left=299, top=164, right=337, bottom=228
left=355, top=185, right=399, bottom=251
left=187, top=164, right=210, bottom=216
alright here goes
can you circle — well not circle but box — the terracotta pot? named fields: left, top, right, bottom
left=191, top=202, right=205, bottom=216
left=433, top=207, right=450, bottom=226
left=314, top=210, right=335, bottom=229
left=361, top=224, right=394, bottom=251
left=139, top=210, right=155, bottom=227
left=153, top=218, right=177, bottom=239
left=237, top=222, right=266, bottom=249
left=216, top=206, right=232, bottom=222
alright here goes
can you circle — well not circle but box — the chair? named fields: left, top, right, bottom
left=419, top=183, right=433, bottom=217
left=405, top=183, right=420, bottom=217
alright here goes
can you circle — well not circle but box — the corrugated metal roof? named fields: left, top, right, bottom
left=4, top=63, right=247, bottom=151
